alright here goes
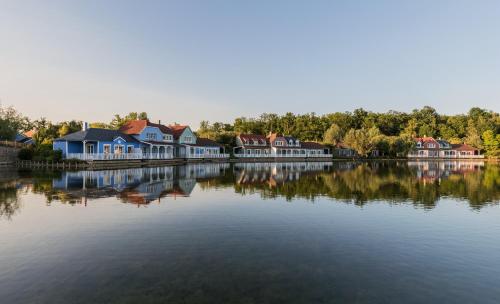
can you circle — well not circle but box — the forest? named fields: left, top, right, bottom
left=1, top=105, right=499, bottom=158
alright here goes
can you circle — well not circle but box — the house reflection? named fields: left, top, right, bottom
left=51, top=163, right=230, bottom=206
left=234, top=162, right=333, bottom=187
left=408, top=160, right=485, bottom=183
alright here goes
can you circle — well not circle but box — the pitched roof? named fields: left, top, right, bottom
left=55, top=128, right=140, bottom=143
left=194, top=137, right=222, bottom=147
left=169, top=125, right=189, bottom=139
left=24, top=129, right=36, bottom=138
left=415, top=137, right=438, bottom=143
left=301, top=141, right=326, bottom=149
left=239, top=134, right=267, bottom=141
left=451, top=144, right=479, bottom=151
left=119, top=120, right=173, bottom=135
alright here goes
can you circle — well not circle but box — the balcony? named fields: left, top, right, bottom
left=234, top=153, right=332, bottom=158
left=66, top=153, right=174, bottom=161
left=186, top=153, right=230, bottom=159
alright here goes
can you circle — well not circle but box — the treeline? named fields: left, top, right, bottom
left=1, top=105, right=499, bottom=158
left=197, top=106, right=499, bottom=157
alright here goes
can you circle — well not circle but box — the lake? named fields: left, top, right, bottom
left=0, top=160, right=499, bottom=304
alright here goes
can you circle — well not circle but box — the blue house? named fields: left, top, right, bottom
left=53, top=126, right=142, bottom=160
left=119, top=120, right=174, bottom=159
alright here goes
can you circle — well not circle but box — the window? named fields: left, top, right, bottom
left=185, top=136, right=193, bottom=143
left=103, top=144, right=111, bottom=154
left=146, top=133, right=157, bottom=140
left=127, top=146, right=134, bottom=154
left=114, top=145, right=124, bottom=154
left=428, top=143, right=435, bottom=148
left=163, top=135, right=172, bottom=141
left=275, top=141, right=283, bottom=146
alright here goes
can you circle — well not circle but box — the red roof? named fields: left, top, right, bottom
left=415, top=137, right=438, bottom=143
left=301, top=141, right=326, bottom=149
left=119, top=120, right=173, bottom=135
left=451, top=144, right=478, bottom=151
left=194, top=137, right=223, bottom=147
left=168, top=125, right=189, bottom=139
left=238, top=134, right=268, bottom=145
left=24, top=129, right=36, bottom=138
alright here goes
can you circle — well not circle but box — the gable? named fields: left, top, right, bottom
left=179, top=127, right=197, bottom=144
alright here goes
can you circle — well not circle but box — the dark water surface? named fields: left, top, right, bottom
left=0, top=161, right=499, bottom=304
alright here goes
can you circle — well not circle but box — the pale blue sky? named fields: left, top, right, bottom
left=1, top=0, right=499, bottom=127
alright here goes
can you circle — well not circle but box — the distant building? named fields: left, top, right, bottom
left=233, top=133, right=331, bottom=158
left=332, top=142, right=357, bottom=158
left=407, top=137, right=483, bottom=159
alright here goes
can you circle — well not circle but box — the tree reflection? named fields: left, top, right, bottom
left=0, top=161, right=498, bottom=219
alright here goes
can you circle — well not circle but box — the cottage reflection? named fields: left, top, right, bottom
left=51, top=163, right=230, bottom=206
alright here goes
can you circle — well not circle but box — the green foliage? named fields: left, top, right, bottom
left=343, top=127, right=381, bottom=157
left=18, top=144, right=62, bottom=161
left=323, top=123, right=343, bottom=146
left=0, top=106, right=30, bottom=140
left=109, top=112, right=148, bottom=129
left=482, top=130, right=499, bottom=157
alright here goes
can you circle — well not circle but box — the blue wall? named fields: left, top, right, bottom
left=137, top=126, right=167, bottom=142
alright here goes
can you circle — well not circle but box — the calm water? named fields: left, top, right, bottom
left=0, top=161, right=499, bottom=304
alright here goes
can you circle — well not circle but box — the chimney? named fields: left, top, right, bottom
left=83, top=122, right=89, bottom=131
left=158, top=120, right=161, bottom=125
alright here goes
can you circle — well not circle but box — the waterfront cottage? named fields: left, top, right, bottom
left=233, top=133, right=331, bottom=158
left=119, top=120, right=174, bottom=159
left=169, top=124, right=228, bottom=159
left=233, top=134, right=271, bottom=156
left=53, top=126, right=142, bottom=160
left=407, top=137, right=483, bottom=159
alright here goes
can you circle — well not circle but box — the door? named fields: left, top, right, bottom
left=114, top=145, right=124, bottom=154
left=86, top=144, right=94, bottom=154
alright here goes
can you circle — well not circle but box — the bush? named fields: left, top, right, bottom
left=18, top=147, right=34, bottom=160
left=19, top=144, right=63, bottom=162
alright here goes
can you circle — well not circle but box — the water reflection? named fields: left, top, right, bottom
left=0, top=161, right=498, bottom=219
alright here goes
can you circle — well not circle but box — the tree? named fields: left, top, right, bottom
left=0, top=106, right=31, bottom=140
left=323, top=123, right=343, bottom=146
left=109, top=112, right=149, bottom=129
left=465, top=119, right=483, bottom=149
left=343, top=127, right=381, bottom=157
left=482, top=130, right=499, bottom=157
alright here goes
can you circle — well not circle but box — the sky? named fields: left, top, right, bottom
left=1, top=0, right=499, bottom=128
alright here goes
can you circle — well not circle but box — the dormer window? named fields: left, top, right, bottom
left=163, top=135, right=172, bottom=141
left=416, top=142, right=422, bottom=148
left=252, top=139, right=258, bottom=145
left=146, top=133, right=157, bottom=140
left=428, top=143, right=435, bottom=148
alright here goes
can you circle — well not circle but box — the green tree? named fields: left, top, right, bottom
left=465, top=119, right=483, bottom=149
left=482, top=130, right=499, bottom=157
left=323, top=123, right=343, bottom=146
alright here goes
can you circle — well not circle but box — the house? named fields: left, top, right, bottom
left=54, top=120, right=228, bottom=161
left=233, top=133, right=331, bottom=158
left=53, top=125, right=142, bottom=160
left=332, top=142, right=357, bottom=158
left=233, top=134, right=271, bottom=156
left=407, top=137, right=483, bottom=159
left=15, top=130, right=35, bottom=145
left=119, top=120, right=174, bottom=159
left=169, top=124, right=228, bottom=159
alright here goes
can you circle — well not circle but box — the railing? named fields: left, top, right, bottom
left=234, top=153, right=333, bottom=158
left=186, top=153, right=230, bottom=159
left=408, top=154, right=484, bottom=159
left=142, top=153, right=174, bottom=160
left=67, top=153, right=143, bottom=161
left=0, top=140, right=25, bottom=148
